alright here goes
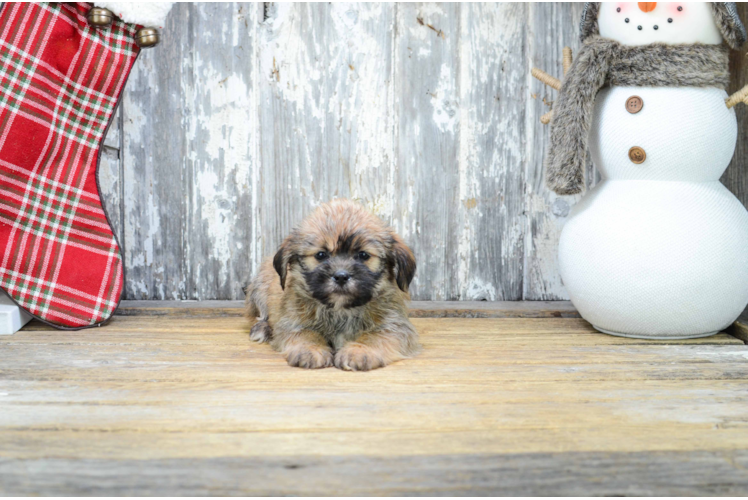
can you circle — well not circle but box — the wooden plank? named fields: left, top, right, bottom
left=182, top=3, right=261, bottom=300
left=5, top=387, right=747, bottom=433
left=3, top=350, right=746, bottom=385
left=11, top=315, right=743, bottom=344
left=121, top=4, right=190, bottom=299
left=3, top=423, right=748, bottom=460
left=2, top=451, right=748, bottom=496
left=523, top=3, right=590, bottom=300
left=392, top=3, right=460, bottom=300
left=257, top=3, right=396, bottom=267
left=116, top=299, right=244, bottom=317
left=452, top=3, right=527, bottom=300
left=408, top=299, right=579, bottom=318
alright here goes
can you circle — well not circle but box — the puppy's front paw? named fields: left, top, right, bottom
left=250, top=320, right=273, bottom=343
left=334, top=344, right=386, bottom=371
left=285, top=344, right=334, bottom=369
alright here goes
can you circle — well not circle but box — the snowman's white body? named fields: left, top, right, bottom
left=559, top=86, right=748, bottom=338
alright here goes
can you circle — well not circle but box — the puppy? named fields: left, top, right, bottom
left=245, top=199, right=419, bottom=371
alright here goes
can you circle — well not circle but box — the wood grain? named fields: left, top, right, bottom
left=120, top=3, right=190, bottom=299
left=3, top=451, right=748, bottom=496
left=392, top=3, right=460, bottom=300
left=455, top=3, right=527, bottom=300
left=1, top=309, right=747, bottom=494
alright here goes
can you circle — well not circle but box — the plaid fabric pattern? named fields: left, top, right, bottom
left=0, top=2, right=139, bottom=328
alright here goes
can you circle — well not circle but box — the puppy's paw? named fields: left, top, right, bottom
left=334, top=344, right=387, bottom=371
left=286, top=344, right=334, bottom=369
left=250, top=320, right=273, bottom=343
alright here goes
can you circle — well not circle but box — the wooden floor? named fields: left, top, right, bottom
left=2, top=302, right=748, bottom=496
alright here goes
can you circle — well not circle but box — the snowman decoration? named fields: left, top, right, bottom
left=533, top=2, right=748, bottom=339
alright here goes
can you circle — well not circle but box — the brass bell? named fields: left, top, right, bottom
left=135, top=27, right=160, bottom=48
left=87, top=7, right=113, bottom=28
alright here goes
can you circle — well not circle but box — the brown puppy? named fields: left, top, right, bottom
left=245, top=199, right=419, bottom=371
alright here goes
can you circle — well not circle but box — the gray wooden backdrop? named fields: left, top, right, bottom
left=99, top=2, right=748, bottom=301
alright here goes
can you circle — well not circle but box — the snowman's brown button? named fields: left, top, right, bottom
left=626, top=96, right=643, bottom=114
left=628, top=146, right=646, bottom=164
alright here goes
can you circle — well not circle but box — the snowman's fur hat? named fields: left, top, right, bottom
left=580, top=2, right=746, bottom=49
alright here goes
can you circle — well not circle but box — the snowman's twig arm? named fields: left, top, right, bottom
left=531, top=47, right=572, bottom=125
left=563, top=47, right=572, bottom=76
left=726, top=84, right=748, bottom=109
left=531, top=68, right=561, bottom=91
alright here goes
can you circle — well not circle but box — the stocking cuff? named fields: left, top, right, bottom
left=93, top=2, right=173, bottom=28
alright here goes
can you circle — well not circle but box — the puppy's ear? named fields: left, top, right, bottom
left=390, top=233, right=416, bottom=292
left=273, top=240, right=290, bottom=289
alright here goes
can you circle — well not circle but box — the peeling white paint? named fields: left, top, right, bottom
left=191, top=61, right=253, bottom=289
left=454, top=3, right=527, bottom=299
left=431, top=64, right=458, bottom=134
left=465, top=278, right=498, bottom=301
left=195, top=170, right=234, bottom=268
left=123, top=61, right=162, bottom=274
left=261, top=3, right=326, bottom=124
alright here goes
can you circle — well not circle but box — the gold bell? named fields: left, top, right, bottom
left=135, top=27, right=160, bottom=48
left=87, top=7, right=113, bottom=28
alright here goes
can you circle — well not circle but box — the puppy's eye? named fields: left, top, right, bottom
left=314, top=251, right=328, bottom=261
left=357, top=251, right=370, bottom=261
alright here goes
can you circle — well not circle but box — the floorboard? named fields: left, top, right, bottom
left=1, top=304, right=747, bottom=495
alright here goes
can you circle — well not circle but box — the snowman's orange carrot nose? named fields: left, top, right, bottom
left=638, top=2, right=657, bottom=12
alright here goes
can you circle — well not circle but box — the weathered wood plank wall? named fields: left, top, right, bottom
left=100, top=2, right=748, bottom=301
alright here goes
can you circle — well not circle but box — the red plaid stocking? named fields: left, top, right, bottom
left=0, top=2, right=140, bottom=328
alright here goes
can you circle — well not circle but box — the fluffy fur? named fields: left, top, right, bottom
left=580, top=3, right=746, bottom=49
left=546, top=37, right=729, bottom=195
left=245, top=199, right=420, bottom=371
left=579, top=2, right=601, bottom=43
left=711, top=3, right=748, bottom=49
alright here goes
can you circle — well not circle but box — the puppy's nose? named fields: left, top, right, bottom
left=332, top=270, right=350, bottom=285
